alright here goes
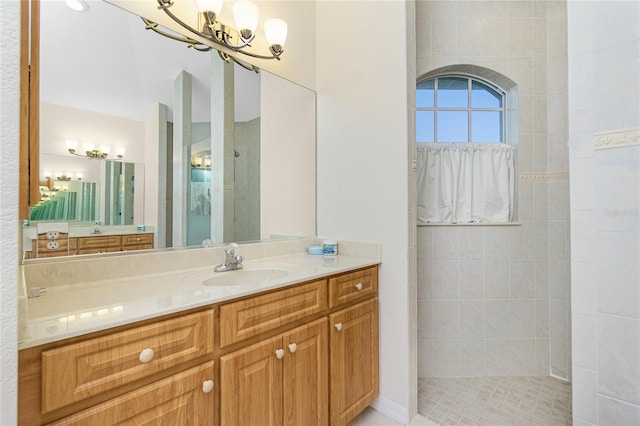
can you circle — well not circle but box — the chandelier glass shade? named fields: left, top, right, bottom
left=143, top=0, right=288, bottom=69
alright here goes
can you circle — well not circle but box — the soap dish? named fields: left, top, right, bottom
left=308, top=245, right=323, bottom=255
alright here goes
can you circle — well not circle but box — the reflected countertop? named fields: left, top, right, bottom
left=19, top=252, right=380, bottom=350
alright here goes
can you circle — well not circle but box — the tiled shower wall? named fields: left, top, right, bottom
left=568, top=1, right=640, bottom=424
left=416, top=0, right=570, bottom=379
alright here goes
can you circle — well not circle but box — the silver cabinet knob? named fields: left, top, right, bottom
left=335, top=323, right=343, bottom=331
left=355, top=283, right=363, bottom=291
left=288, top=343, right=298, bottom=353
left=275, top=348, right=285, bottom=359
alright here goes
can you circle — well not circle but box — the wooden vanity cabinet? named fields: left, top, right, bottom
left=18, top=265, right=379, bottom=426
left=220, top=318, right=328, bottom=426
left=75, top=233, right=154, bottom=255
left=25, top=232, right=155, bottom=258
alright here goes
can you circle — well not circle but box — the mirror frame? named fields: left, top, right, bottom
left=19, top=0, right=40, bottom=220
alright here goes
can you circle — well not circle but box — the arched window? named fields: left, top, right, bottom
left=416, top=75, right=505, bottom=144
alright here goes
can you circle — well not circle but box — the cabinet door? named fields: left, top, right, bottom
left=282, top=318, right=328, bottom=426
left=329, top=298, right=379, bottom=426
left=49, top=362, right=215, bottom=425
left=220, top=335, right=284, bottom=426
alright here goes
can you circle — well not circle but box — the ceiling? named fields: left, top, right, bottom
left=40, top=0, right=260, bottom=123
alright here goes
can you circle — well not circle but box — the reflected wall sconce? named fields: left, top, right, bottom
left=191, top=152, right=212, bottom=169
left=142, top=0, right=288, bottom=71
left=66, top=140, right=125, bottom=160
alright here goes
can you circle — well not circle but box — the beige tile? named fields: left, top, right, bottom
left=433, top=301, right=460, bottom=338
left=459, top=261, right=485, bottom=300
left=460, top=301, right=486, bottom=338
left=485, top=260, right=510, bottom=299
left=485, top=300, right=511, bottom=338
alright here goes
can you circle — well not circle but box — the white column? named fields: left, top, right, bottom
left=172, top=71, right=192, bottom=247
left=145, top=103, right=167, bottom=247
left=210, top=58, right=235, bottom=243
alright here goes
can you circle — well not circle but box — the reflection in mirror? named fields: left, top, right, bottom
left=34, top=154, right=145, bottom=225
left=27, top=0, right=316, bottom=261
left=31, top=180, right=98, bottom=222
left=104, top=161, right=144, bottom=226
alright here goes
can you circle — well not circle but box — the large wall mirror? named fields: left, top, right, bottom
left=22, top=0, right=316, bottom=260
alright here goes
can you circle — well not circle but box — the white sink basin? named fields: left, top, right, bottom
left=183, top=266, right=291, bottom=287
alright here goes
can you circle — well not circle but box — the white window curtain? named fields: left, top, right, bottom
left=417, top=143, right=515, bottom=223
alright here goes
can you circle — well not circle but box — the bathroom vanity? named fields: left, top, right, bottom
left=18, top=242, right=380, bottom=426
left=23, top=229, right=155, bottom=259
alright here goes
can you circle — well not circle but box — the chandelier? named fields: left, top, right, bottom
left=142, top=0, right=288, bottom=70
left=66, top=140, right=125, bottom=160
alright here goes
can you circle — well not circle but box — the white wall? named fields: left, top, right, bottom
left=568, top=1, right=640, bottom=424
left=0, top=0, right=20, bottom=422
left=316, top=0, right=412, bottom=421
left=40, top=102, right=146, bottom=164
left=261, top=71, right=316, bottom=240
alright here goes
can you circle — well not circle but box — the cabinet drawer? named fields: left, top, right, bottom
left=122, top=233, right=154, bottom=246
left=328, top=266, right=378, bottom=308
left=76, top=235, right=122, bottom=249
left=41, top=309, right=215, bottom=414
left=49, top=362, right=215, bottom=425
left=219, top=280, right=327, bottom=348
left=76, top=246, right=121, bottom=255
left=121, top=243, right=154, bottom=252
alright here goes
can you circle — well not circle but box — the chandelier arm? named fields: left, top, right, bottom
left=220, top=27, right=254, bottom=50
left=225, top=46, right=282, bottom=60
left=229, top=56, right=260, bottom=73
left=153, top=0, right=281, bottom=60
left=142, top=18, right=212, bottom=51
left=190, top=44, right=215, bottom=52
left=217, top=51, right=259, bottom=72
left=155, top=0, right=228, bottom=49
left=68, top=149, right=110, bottom=160
left=218, top=50, right=232, bottom=63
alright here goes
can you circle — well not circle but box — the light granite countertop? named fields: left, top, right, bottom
left=19, top=243, right=380, bottom=350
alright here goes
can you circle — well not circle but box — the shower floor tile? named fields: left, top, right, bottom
left=418, top=376, right=572, bottom=426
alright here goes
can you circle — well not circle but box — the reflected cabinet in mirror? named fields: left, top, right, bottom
left=20, top=0, right=316, bottom=260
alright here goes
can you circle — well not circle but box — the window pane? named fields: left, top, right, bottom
left=471, top=81, right=502, bottom=108
left=417, top=79, right=434, bottom=107
left=471, top=111, right=503, bottom=142
left=437, top=111, right=468, bottom=142
left=416, top=111, right=434, bottom=142
left=437, top=77, right=468, bottom=108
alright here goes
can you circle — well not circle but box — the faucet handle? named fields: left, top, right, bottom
left=226, top=243, right=239, bottom=255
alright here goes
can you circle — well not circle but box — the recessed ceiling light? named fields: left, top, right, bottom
left=65, top=0, right=88, bottom=12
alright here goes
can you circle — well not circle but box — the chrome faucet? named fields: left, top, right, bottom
left=90, top=221, right=101, bottom=235
left=214, top=243, right=243, bottom=272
